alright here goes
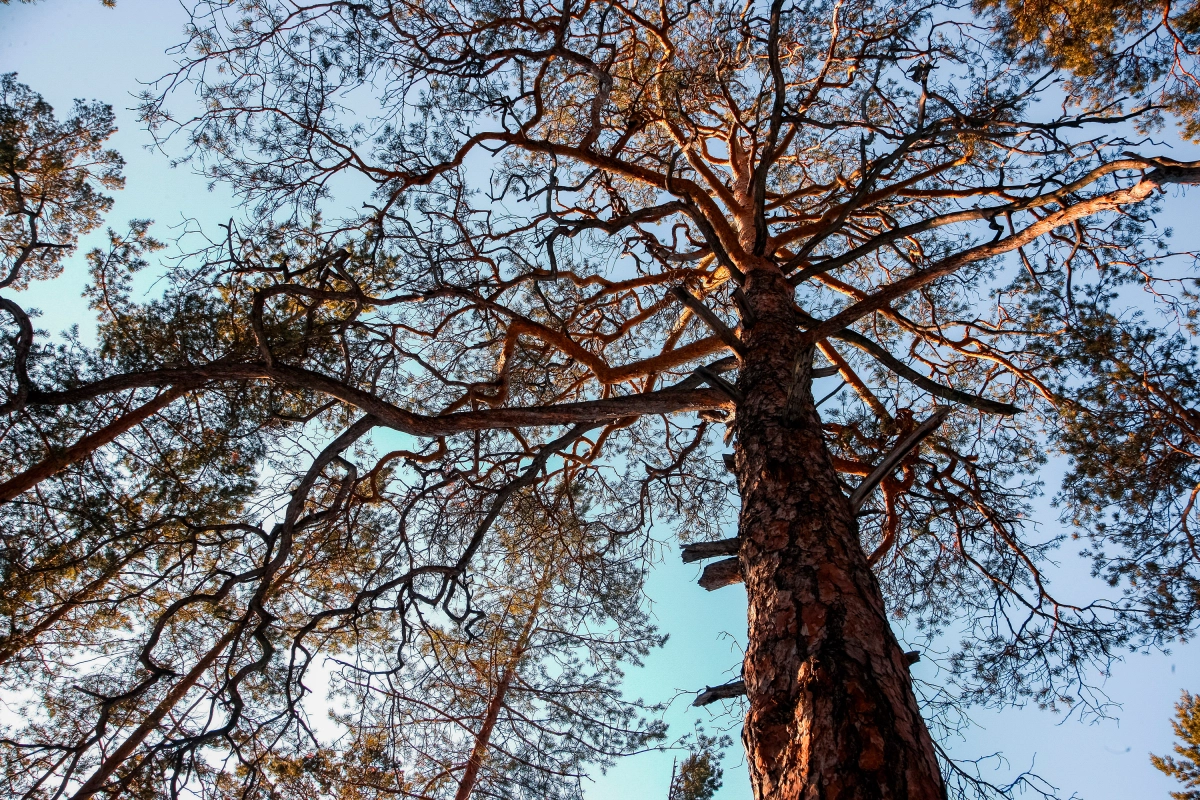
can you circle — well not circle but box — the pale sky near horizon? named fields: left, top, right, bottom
left=3, top=2, right=1200, bottom=797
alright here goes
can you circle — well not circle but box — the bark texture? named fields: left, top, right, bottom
left=735, top=267, right=944, bottom=800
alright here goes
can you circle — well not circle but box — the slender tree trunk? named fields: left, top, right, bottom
left=453, top=563, right=550, bottom=800
left=0, top=388, right=185, bottom=502
left=0, top=545, right=144, bottom=667
left=453, top=661, right=518, bottom=800
left=734, top=267, right=944, bottom=800
left=68, top=625, right=239, bottom=800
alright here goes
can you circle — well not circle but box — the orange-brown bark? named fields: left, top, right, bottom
left=735, top=266, right=944, bottom=800
left=0, top=388, right=185, bottom=502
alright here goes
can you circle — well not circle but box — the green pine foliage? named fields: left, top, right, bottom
left=1153, top=692, right=1200, bottom=799
left=978, top=0, right=1200, bottom=139
left=669, top=733, right=727, bottom=800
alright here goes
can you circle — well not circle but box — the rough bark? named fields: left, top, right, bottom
left=735, top=267, right=944, bottom=800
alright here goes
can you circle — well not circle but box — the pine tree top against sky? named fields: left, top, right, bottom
left=1154, top=691, right=1200, bottom=800
left=4, top=1, right=1200, bottom=798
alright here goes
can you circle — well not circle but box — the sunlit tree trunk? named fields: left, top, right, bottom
left=0, top=546, right=143, bottom=667
left=453, top=563, right=550, bottom=800
left=734, top=267, right=944, bottom=800
left=68, top=625, right=239, bottom=800
left=0, top=387, right=185, bottom=502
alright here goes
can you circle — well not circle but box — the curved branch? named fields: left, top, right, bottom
left=22, top=362, right=732, bottom=436
left=0, top=298, right=35, bottom=416
left=804, top=161, right=1200, bottom=344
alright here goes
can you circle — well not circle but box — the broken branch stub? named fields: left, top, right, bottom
left=681, top=537, right=741, bottom=564
left=698, top=557, right=742, bottom=590
left=693, top=679, right=747, bottom=707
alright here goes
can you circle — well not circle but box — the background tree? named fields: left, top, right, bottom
left=1153, top=691, right=1200, bottom=799
left=0, top=77, right=659, bottom=799
left=980, top=0, right=1200, bottom=139
left=669, top=732, right=728, bottom=800
left=6, top=1, right=1200, bottom=798
left=240, top=485, right=668, bottom=800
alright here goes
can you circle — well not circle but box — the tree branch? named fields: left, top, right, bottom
left=669, top=286, right=746, bottom=356
left=698, top=557, right=742, bottom=590
left=681, top=537, right=741, bottom=563
left=693, top=679, right=747, bottom=707
left=0, top=388, right=188, bottom=502
left=803, top=161, right=1200, bottom=344
left=20, top=363, right=733, bottom=436
left=848, top=407, right=950, bottom=512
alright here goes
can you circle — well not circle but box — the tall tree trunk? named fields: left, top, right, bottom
left=0, top=545, right=144, bottom=667
left=0, top=388, right=185, bottom=502
left=453, top=660, right=518, bottom=800
left=69, top=625, right=239, bottom=800
left=453, top=560, right=550, bottom=800
left=734, top=268, right=944, bottom=800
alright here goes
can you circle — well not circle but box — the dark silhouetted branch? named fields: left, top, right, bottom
left=670, top=286, right=746, bottom=357
left=848, top=407, right=951, bottom=512
left=693, top=679, right=746, bottom=706
left=697, top=367, right=745, bottom=404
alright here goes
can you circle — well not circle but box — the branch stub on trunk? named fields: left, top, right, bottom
left=698, top=556, right=742, bottom=590
left=682, top=537, right=741, bottom=563
left=693, top=679, right=747, bottom=706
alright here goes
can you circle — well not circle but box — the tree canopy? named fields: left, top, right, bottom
left=1154, top=691, right=1200, bottom=800
left=4, top=1, right=1200, bottom=798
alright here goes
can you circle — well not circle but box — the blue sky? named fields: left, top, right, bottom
left=3, top=2, right=1200, bottom=797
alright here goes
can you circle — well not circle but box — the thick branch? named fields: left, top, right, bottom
left=21, top=362, right=733, bottom=436
left=804, top=161, right=1200, bottom=344
left=0, top=298, right=34, bottom=416
left=693, top=679, right=747, bottom=706
left=698, top=557, right=742, bottom=590
left=667, top=356, right=739, bottom=391
left=848, top=407, right=950, bottom=512
left=681, top=537, right=741, bottom=563
left=794, top=307, right=1020, bottom=415
left=669, top=286, right=746, bottom=356
left=697, top=366, right=745, bottom=404
left=68, top=625, right=242, bottom=800
left=783, top=157, right=1160, bottom=281
left=0, top=388, right=187, bottom=502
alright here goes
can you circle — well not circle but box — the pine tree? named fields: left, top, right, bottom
left=7, top=3, right=1200, bottom=798
left=1153, top=692, right=1200, bottom=800
left=669, top=733, right=727, bottom=800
